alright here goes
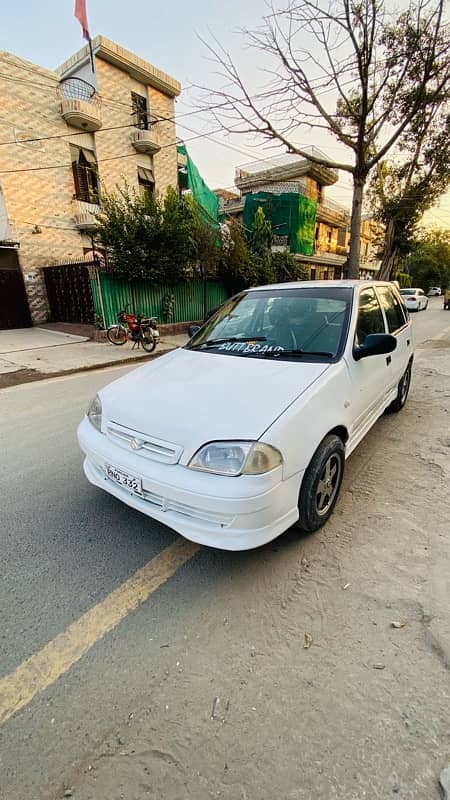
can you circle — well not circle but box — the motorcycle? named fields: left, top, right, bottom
left=107, top=307, right=160, bottom=352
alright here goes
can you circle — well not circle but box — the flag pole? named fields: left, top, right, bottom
left=74, top=0, right=95, bottom=76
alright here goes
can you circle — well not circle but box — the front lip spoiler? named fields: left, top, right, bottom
left=82, top=455, right=299, bottom=551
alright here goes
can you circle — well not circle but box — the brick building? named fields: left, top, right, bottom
left=0, top=37, right=180, bottom=327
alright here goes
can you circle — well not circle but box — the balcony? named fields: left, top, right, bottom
left=57, top=78, right=102, bottom=132
left=235, top=150, right=339, bottom=191
left=316, top=199, right=350, bottom=227
left=131, top=123, right=161, bottom=154
left=73, top=200, right=100, bottom=232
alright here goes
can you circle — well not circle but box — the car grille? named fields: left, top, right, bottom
left=106, top=422, right=183, bottom=464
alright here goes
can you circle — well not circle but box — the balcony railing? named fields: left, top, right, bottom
left=73, top=199, right=100, bottom=231
left=317, top=201, right=350, bottom=226
left=131, top=120, right=161, bottom=154
left=57, top=77, right=102, bottom=132
left=235, top=149, right=339, bottom=186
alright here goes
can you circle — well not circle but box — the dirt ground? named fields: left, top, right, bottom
left=62, top=338, right=450, bottom=800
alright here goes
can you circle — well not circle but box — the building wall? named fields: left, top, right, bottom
left=0, top=48, right=179, bottom=324
left=0, top=52, right=90, bottom=320
left=93, top=58, right=177, bottom=196
left=148, top=86, right=178, bottom=192
left=306, top=176, right=320, bottom=200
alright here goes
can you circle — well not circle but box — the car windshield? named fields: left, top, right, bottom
left=400, top=289, right=416, bottom=295
left=185, top=286, right=352, bottom=361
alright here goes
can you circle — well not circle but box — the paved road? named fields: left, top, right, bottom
left=409, top=295, right=450, bottom=343
left=0, top=297, right=449, bottom=800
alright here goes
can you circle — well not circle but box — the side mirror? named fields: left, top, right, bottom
left=353, top=333, right=397, bottom=361
left=188, top=324, right=201, bottom=338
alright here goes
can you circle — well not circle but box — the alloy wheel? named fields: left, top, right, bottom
left=315, top=453, right=342, bottom=516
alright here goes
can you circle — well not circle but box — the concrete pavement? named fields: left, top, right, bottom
left=0, top=326, right=188, bottom=386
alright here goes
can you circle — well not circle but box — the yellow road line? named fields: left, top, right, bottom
left=0, top=538, right=199, bottom=726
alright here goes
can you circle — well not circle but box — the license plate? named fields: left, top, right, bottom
left=105, top=464, right=142, bottom=495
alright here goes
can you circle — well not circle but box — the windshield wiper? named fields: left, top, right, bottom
left=190, top=336, right=267, bottom=349
left=259, top=348, right=333, bottom=358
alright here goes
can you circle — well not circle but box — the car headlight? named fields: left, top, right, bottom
left=188, top=441, right=282, bottom=476
left=87, top=394, right=102, bottom=432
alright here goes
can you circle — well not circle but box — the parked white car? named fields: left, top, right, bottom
left=428, top=286, right=441, bottom=296
left=399, top=287, right=428, bottom=311
left=78, top=281, right=413, bottom=551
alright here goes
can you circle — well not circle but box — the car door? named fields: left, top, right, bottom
left=345, top=286, right=392, bottom=447
left=375, top=285, right=412, bottom=389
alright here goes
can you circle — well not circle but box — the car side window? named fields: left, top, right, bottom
left=356, top=288, right=386, bottom=346
left=377, top=286, right=407, bottom=333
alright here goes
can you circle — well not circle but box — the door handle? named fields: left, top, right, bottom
left=386, top=355, right=392, bottom=365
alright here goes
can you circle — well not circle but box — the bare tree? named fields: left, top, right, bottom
left=200, top=0, right=449, bottom=278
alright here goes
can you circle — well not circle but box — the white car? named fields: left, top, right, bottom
left=399, top=287, right=428, bottom=311
left=78, top=281, right=413, bottom=551
left=428, top=287, right=441, bottom=296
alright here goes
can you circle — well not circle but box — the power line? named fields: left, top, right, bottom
left=0, top=63, right=350, bottom=170
left=0, top=106, right=225, bottom=148
left=2, top=67, right=446, bottom=223
left=0, top=128, right=224, bottom=174
left=12, top=220, right=83, bottom=232
left=0, top=64, right=311, bottom=164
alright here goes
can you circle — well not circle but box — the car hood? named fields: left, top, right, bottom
left=99, top=348, right=330, bottom=461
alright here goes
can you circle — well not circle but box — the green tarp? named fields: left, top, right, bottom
left=243, top=192, right=317, bottom=256
left=177, top=144, right=219, bottom=227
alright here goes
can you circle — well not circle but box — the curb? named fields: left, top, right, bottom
left=0, top=346, right=176, bottom=391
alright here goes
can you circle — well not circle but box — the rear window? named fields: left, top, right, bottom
left=400, top=289, right=415, bottom=295
left=377, top=286, right=407, bottom=332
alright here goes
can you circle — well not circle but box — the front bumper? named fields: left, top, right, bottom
left=77, top=417, right=301, bottom=550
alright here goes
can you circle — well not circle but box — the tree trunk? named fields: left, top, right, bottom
left=377, top=218, right=397, bottom=280
left=347, top=176, right=364, bottom=279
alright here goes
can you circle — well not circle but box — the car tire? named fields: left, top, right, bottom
left=388, top=361, right=412, bottom=413
left=297, top=434, right=345, bottom=533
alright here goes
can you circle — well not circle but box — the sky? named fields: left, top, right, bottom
left=2, top=0, right=449, bottom=228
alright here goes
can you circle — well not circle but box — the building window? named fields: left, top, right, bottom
left=317, top=184, right=323, bottom=204
left=137, top=166, right=154, bottom=198
left=71, top=145, right=99, bottom=204
left=310, top=268, right=316, bottom=280
left=337, top=227, right=347, bottom=246
left=132, top=91, right=149, bottom=130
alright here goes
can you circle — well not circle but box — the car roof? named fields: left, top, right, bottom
left=247, top=279, right=395, bottom=292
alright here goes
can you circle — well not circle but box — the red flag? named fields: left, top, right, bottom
left=75, top=0, right=90, bottom=42
left=74, top=0, right=95, bottom=72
